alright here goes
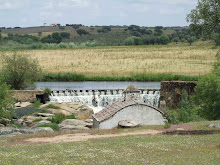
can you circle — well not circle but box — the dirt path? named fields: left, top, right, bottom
left=25, top=130, right=162, bottom=144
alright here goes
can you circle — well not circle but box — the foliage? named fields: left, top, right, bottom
left=38, top=123, right=59, bottom=131
left=124, top=36, right=143, bottom=45
left=46, top=104, right=60, bottom=109
left=160, top=35, right=170, bottom=45
left=77, top=29, right=89, bottom=36
left=164, top=122, right=171, bottom=129
left=0, top=77, right=14, bottom=120
left=193, top=74, right=220, bottom=120
left=60, top=32, right=70, bottom=39
left=44, top=87, right=52, bottom=95
left=187, top=0, right=220, bottom=45
left=48, top=113, right=66, bottom=124
left=31, top=100, right=42, bottom=108
left=41, top=32, right=62, bottom=44
left=33, top=118, right=43, bottom=123
left=2, top=53, right=42, bottom=89
left=65, top=114, right=76, bottom=119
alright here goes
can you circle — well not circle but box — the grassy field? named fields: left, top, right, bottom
left=0, top=45, right=217, bottom=77
left=0, top=120, right=220, bottom=165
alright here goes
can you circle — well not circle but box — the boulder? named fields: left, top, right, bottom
left=14, top=102, right=32, bottom=108
left=208, top=123, right=220, bottom=128
left=59, top=119, right=91, bottom=131
left=118, top=120, right=139, bottom=128
left=0, top=127, right=54, bottom=136
left=18, top=115, right=50, bottom=127
left=32, top=120, right=52, bottom=128
left=0, top=118, right=11, bottom=126
left=34, top=113, right=54, bottom=118
left=40, top=102, right=94, bottom=120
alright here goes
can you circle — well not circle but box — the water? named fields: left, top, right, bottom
left=36, top=81, right=161, bottom=91
left=35, top=81, right=161, bottom=113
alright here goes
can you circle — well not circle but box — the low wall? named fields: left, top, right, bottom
left=13, top=90, right=46, bottom=103
left=160, top=81, right=197, bottom=108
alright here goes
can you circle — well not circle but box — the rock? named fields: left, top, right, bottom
left=118, top=120, right=139, bottom=128
left=59, top=119, right=90, bottom=131
left=14, top=102, right=32, bottom=108
left=0, top=124, right=5, bottom=127
left=18, top=116, right=41, bottom=127
left=34, top=113, right=54, bottom=118
left=40, top=102, right=94, bottom=120
left=84, top=119, right=93, bottom=123
left=32, top=120, right=52, bottom=128
left=0, top=127, right=54, bottom=136
left=0, top=118, right=11, bottom=126
left=208, top=123, right=220, bottom=128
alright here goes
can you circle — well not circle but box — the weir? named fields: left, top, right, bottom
left=49, top=89, right=160, bottom=113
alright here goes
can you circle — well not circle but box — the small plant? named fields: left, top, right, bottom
left=46, top=104, right=60, bottom=109
left=48, top=113, right=65, bottom=124
left=33, top=118, right=43, bottom=123
left=44, top=87, right=52, bottom=95
left=31, top=100, right=42, bottom=108
left=39, top=109, right=48, bottom=113
left=38, top=123, right=59, bottom=131
left=65, top=114, right=76, bottom=119
left=164, top=122, right=171, bottom=129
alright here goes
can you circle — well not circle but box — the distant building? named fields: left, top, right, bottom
left=50, top=24, right=60, bottom=27
left=93, top=85, right=166, bottom=129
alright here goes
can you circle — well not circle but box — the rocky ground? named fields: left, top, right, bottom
left=0, top=101, right=94, bottom=137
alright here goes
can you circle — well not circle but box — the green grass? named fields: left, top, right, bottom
left=0, top=134, right=220, bottom=164
left=42, top=73, right=199, bottom=82
left=65, top=114, right=76, bottom=119
left=30, top=100, right=42, bottom=108
left=45, top=104, right=60, bottom=109
left=38, top=123, right=59, bottom=131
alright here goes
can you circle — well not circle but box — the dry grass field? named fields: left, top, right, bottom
left=0, top=45, right=217, bottom=76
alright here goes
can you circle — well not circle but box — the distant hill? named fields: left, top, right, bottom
left=0, top=25, right=189, bottom=45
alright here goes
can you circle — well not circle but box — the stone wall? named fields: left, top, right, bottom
left=94, top=104, right=166, bottom=129
left=13, top=90, right=46, bottom=103
left=160, top=81, right=197, bottom=108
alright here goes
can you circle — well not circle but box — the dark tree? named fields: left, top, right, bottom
left=76, top=29, right=89, bottom=36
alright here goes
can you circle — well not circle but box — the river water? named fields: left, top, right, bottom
left=35, top=81, right=161, bottom=91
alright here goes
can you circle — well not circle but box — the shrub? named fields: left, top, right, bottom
left=164, top=122, right=171, bottom=129
left=44, top=87, right=52, bottom=95
left=193, top=74, right=220, bottom=120
left=49, top=113, right=65, bottom=124
left=124, top=36, right=143, bottom=45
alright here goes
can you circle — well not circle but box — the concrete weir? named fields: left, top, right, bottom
left=49, top=89, right=160, bottom=113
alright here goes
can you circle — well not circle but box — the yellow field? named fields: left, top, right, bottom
left=0, top=45, right=218, bottom=76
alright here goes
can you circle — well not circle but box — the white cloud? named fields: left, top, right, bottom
left=0, top=0, right=29, bottom=10
left=128, top=0, right=196, bottom=5
left=160, top=7, right=184, bottom=15
left=41, top=0, right=90, bottom=9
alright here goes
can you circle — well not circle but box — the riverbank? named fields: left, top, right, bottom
left=41, top=73, right=200, bottom=82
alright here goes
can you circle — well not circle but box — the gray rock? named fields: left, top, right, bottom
left=0, top=118, right=11, bottom=126
left=0, top=124, right=5, bottom=127
left=32, top=120, right=52, bottom=128
left=34, top=113, right=54, bottom=118
left=0, top=127, right=54, bottom=136
left=118, top=120, right=139, bottom=128
left=59, top=119, right=90, bottom=131
left=208, top=123, right=220, bottom=128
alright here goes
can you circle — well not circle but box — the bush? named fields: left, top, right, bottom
left=124, top=36, right=143, bottom=45
left=44, top=87, right=52, bottom=95
left=193, top=74, right=220, bottom=120
left=0, top=77, right=14, bottom=120
left=164, top=122, right=171, bottom=129
left=48, top=113, right=66, bottom=124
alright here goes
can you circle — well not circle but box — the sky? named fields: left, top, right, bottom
left=0, top=0, right=198, bottom=27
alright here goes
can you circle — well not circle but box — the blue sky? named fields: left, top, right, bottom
left=0, top=0, right=197, bottom=27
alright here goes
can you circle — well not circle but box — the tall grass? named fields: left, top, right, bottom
left=42, top=73, right=199, bottom=82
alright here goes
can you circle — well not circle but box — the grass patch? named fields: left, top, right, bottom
left=65, top=114, right=76, bottom=119
left=45, top=104, right=60, bottom=109
left=31, top=100, right=42, bottom=108
left=32, top=119, right=43, bottom=123
left=48, top=113, right=66, bottom=124
left=38, top=123, right=59, bottom=131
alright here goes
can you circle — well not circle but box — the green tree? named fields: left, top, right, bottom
left=160, top=35, right=170, bottom=45
left=187, top=0, right=220, bottom=45
left=124, top=36, right=143, bottom=45
left=193, top=74, right=220, bottom=120
left=52, top=32, right=62, bottom=43
left=60, top=32, right=70, bottom=39
left=187, top=36, right=196, bottom=45
left=0, top=77, right=14, bottom=120
left=2, top=53, right=42, bottom=90
left=76, top=29, right=89, bottom=36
